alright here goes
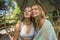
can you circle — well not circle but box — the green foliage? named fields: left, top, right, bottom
left=0, top=14, right=3, bottom=18
left=5, top=1, right=21, bottom=25
left=0, top=0, right=5, bottom=5
left=0, top=0, right=21, bottom=29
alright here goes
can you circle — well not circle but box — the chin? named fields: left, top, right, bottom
left=25, top=16, right=30, bottom=18
left=33, top=15, right=38, bottom=17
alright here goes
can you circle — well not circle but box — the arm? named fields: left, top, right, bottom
left=13, top=22, right=21, bottom=40
left=33, top=20, right=57, bottom=40
left=45, top=20, right=57, bottom=40
left=44, top=20, right=57, bottom=40
left=49, top=23, right=57, bottom=40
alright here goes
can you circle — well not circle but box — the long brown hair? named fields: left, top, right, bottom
left=21, top=6, right=32, bottom=22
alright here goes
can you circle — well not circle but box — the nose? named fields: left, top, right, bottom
left=26, top=10, right=28, bottom=12
left=25, top=10, right=29, bottom=14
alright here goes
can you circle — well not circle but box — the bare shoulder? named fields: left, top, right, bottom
left=15, top=21, right=21, bottom=30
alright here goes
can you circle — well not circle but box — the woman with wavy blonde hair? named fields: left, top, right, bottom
left=31, top=4, right=57, bottom=40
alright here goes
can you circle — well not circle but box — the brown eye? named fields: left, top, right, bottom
left=34, top=8, right=37, bottom=10
left=24, top=10, right=31, bottom=12
left=24, top=10, right=27, bottom=12
left=28, top=10, right=31, bottom=12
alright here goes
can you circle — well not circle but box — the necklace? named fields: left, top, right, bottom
left=23, top=22, right=32, bottom=34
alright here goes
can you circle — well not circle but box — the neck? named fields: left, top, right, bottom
left=24, top=18, right=31, bottom=24
left=39, top=18, right=45, bottom=27
left=34, top=16, right=46, bottom=27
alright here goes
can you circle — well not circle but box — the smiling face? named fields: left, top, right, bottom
left=24, top=7, right=32, bottom=18
left=32, top=5, right=45, bottom=18
left=32, top=5, right=40, bottom=17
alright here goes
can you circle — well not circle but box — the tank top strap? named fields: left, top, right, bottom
left=18, top=22, right=23, bottom=33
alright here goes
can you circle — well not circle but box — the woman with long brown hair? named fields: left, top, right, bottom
left=13, top=6, right=35, bottom=40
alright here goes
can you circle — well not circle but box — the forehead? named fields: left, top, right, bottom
left=25, top=7, right=31, bottom=10
left=32, top=5, right=38, bottom=9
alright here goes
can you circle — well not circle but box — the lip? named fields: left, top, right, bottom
left=24, top=13, right=30, bottom=16
left=26, top=14, right=29, bottom=16
left=32, top=12, right=37, bottom=15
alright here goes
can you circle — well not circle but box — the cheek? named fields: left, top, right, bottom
left=35, top=10, right=38, bottom=13
left=28, top=12, right=32, bottom=15
left=36, top=10, right=39, bottom=12
left=24, top=12, right=26, bottom=15
left=37, top=11, right=40, bottom=14
left=24, top=12, right=27, bottom=16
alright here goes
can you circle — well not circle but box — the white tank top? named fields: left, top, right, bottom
left=19, top=22, right=35, bottom=39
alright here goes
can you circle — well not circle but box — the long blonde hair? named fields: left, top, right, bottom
left=32, top=4, right=46, bottom=30
left=35, top=4, right=46, bottom=18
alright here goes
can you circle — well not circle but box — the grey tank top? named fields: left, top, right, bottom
left=18, top=22, right=35, bottom=40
